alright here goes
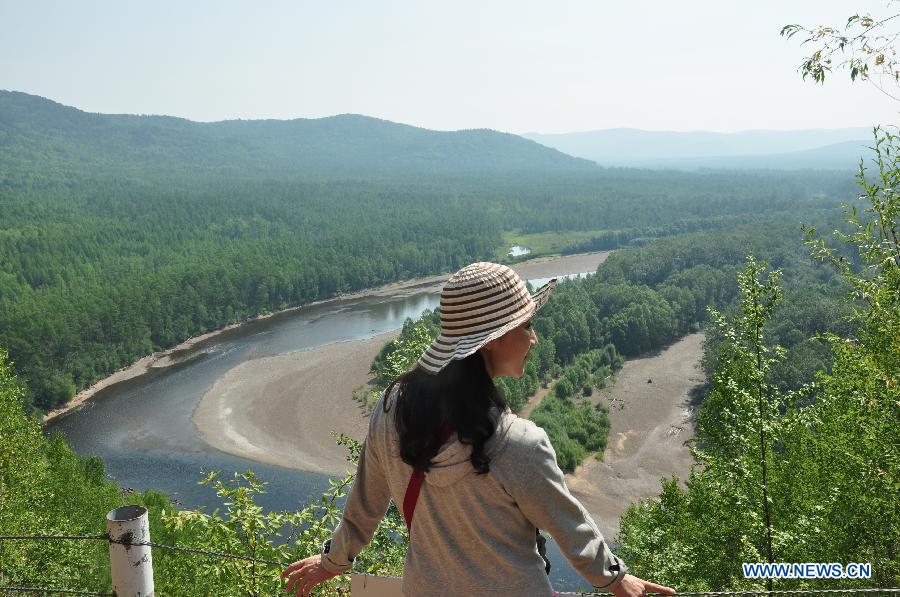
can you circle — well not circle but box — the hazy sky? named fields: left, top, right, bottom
left=2, top=1, right=898, bottom=133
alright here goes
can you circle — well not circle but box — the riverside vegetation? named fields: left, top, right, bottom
left=2, top=50, right=898, bottom=593
left=3, top=154, right=893, bottom=592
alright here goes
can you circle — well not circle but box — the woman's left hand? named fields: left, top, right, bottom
left=280, top=554, right=339, bottom=596
left=612, top=573, right=677, bottom=597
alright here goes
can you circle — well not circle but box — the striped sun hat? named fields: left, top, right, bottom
left=417, top=262, right=557, bottom=375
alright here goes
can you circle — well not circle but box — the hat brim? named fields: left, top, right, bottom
left=417, top=278, right=556, bottom=375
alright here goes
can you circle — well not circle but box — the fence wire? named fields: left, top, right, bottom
left=0, top=587, right=114, bottom=595
left=0, top=534, right=289, bottom=567
left=0, top=535, right=106, bottom=542
left=107, top=536, right=290, bottom=567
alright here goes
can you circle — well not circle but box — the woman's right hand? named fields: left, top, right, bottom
left=281, top=554, right=339, bottom=596
left=612, top=573, right=676, bottom=597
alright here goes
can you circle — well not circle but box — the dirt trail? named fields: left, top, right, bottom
left=519, top=384, right=553, bottom=418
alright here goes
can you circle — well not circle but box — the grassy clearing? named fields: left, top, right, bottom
left=496, top=229, right=611, bottom=261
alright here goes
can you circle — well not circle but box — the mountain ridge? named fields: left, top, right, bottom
left=0, top=91, right=595, bottom=178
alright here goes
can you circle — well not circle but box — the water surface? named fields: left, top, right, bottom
left=47, top=272, right=598, bottom=590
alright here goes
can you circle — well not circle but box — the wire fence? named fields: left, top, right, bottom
left=1, top=533, right=897, bottom=596
left=0, top=532, right=291, bottom=595
left=1, top=533, right=291, bottom=567
left=0, top=587, right=114, bottom=595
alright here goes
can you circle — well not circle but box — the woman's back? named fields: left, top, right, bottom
left=348, top=387, right=626, bottom=596
left=283, top=263, right=673, bottom=597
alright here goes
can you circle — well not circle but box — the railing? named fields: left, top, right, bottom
left=1, top=506, right=896, bottom=596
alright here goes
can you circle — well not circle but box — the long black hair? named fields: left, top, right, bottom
left=386, top=352, right=506, bottom=474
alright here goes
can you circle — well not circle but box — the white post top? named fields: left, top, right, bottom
left=106, top=505, right=155, bottom=596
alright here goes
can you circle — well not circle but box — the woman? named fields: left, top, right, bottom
left=283, top=262, right=675, bottom=596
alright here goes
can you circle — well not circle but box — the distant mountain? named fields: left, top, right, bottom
left=523, top=127, right=874, bottom=170
left=0, top=91, right=595, bottom=179
left=634, top=140, right=873, bottom=171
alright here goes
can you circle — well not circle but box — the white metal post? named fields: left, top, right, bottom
left=106, top=505, right=155, bottom=596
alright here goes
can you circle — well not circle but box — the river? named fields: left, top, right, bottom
left=46, top=254, right=609, bottom=591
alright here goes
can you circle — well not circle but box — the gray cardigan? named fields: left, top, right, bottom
left=322, top=387, right=627, bottom=595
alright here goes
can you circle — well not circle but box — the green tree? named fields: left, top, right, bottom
left=619, top=258, right=792, bottom=591
left=782, top=4, right=900, bottom=97
left=618, top=138, right=900, bottom=589
left=0, top=348, right=124, bottom=591
left=161, top=443, right=408, bottom=597
left=787, top=130, right=899, bottom=585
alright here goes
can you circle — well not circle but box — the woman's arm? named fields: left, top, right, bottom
left=282, top=403, right=393, bottom=594
left=511, top=430, right=675, bottom=595
left=321, top=436, right=393, bottom=572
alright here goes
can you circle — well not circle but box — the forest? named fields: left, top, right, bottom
left=0, top=94, right=855, bottom=410
left=1, top=28, right=897, bottom=591
left=2, top=168, right=895, bottom=592
left=365, top=214, right=858, bottom=475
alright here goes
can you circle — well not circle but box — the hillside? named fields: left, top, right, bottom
left=0, top=90, right=859, bottom=413
left=0, top=91, right=595, bottom=178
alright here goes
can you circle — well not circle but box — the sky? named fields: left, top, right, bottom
left=2, top=0, right=898, bottom=134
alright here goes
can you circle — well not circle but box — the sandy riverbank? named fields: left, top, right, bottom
left=44, top=251, right=609, bottom=425
left=342, top=250, right=611, bottom=300
left=193, top=331, right=400, bottom=475
left=192, top=327, right=702, bottom=537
